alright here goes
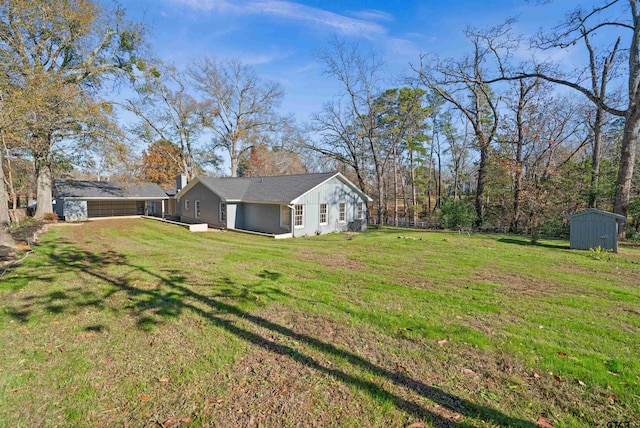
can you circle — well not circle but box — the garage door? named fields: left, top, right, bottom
left=87, top=200, right=142, bottom=217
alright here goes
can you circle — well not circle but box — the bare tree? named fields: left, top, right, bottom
left=308, top=99, right=369, bottom=192
left=124, top=61, right=202, bottom=180
left=189, top=58, right=284, bottom=177
left=484, top=1, right=639, bottom=238
left=417, top=23, right=508, bottom=227
left=316, top=39, right=387, bottom=222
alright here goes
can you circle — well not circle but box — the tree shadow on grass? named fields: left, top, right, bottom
left=4, top=243, right=538, bottom=427
left=497, top=237, right=570, bottom=250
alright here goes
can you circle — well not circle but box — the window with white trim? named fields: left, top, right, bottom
left=195, top=200, right=201, bottom=218
left=339, top=203, right=346, bottom=222
left=220, top=203, right=226, bottom=222
left=294, top=204, right=304, bottom=227
left=281, top=205, right=291, bottom=228
left=319, top=203, right=328, bottom=225
left=184, top=199, right=190, bottom=210
left=357, top=202, right=364, bottom=220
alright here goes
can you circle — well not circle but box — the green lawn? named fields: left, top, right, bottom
left=1, top=218, right=638, bottom=427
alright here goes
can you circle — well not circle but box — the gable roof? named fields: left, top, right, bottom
left=566, top=208, right=625, bottom=221
left=54, top=180, right=169, bottom=200
left=178, top=172, right=372, bottom=204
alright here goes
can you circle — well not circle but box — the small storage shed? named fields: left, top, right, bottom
left=567, top=209, right=625, bottom=252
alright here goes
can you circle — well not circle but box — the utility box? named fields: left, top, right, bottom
left=567, top=209, right=625, bottom=252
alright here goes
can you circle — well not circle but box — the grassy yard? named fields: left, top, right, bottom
left=0, top=218, right=638, bottom=427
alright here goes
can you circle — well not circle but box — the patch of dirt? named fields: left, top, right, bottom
left=474, top=271, right=561, bottom=296
left=297, top=248, right=363, bottom=271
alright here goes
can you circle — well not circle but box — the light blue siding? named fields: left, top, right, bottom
left=294, top=176, right=368, bottom=236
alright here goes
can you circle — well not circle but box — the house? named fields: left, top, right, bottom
left=176, top=172, right=372, bottom=238
left=54, top=180, right=169, bottom=221
left=567, top=208, right=625, bottom=252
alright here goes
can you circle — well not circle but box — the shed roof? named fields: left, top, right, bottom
left=566, top=208, right=625, bottom=221
left=180, top=172, right=371, bottom=203
left=54, top=180, right=169, bottom=200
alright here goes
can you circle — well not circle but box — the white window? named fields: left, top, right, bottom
left=220, top=203, right=226, bottom=222
left=195, top=200, right=201, bottom=218
left=339, top=203, right=346, bottom=222
left=281, top=205, right=291, bottom=228
left=294, top=204, right=304, bottom=227
left=184, top=199, right=190, bottom=210
left=319, top=203, right=328, bottom=225
left=357, top=202, right=364, bottom=220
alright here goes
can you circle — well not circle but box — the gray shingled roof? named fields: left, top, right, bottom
left=197, top=172, right=339, bottom=203
left=54, top=180, right=169, bottom=199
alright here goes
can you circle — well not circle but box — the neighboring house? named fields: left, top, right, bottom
left=567, top=208, right=625, bottom=252
left=176, top=172, right=372, bottom=238
left=54, top=180, right=169, bottom=221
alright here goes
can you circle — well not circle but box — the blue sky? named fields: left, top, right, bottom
left=119, top=0, right=580, bottom=124
left=109, top=0, right=615, bottom=175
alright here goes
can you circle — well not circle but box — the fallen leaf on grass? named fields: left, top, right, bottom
left=85, top=332, right=95, bottom=338
left=553, top=375, right=561, bottom=382
left=162, top=419, right=175, bottom=428
left=407, top=422, right=427, bottom=428
left=461, top=368, right=475, bottom=375
left=537, top=416, right=553, bottom=427
left=141, top=394, right=150, bottom=402
left=180, top=417, right=192, bottom=423
left=158, top=377, right=170, bottom=383
left=576, top=379, right=586, bottom=386
left=437, top=339, right=448, bottom=346
left=557, top=351, right=566, bottom=357
left=533, top=372, right=541, bottom=379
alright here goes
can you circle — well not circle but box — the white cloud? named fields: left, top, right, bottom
left=165, top=0, right=388, bottom=39
left=349, top=9, right=394, bottom=23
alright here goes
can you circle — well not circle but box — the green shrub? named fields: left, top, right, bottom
left=587, top=246, right=612, bottom=261
left=438, top=199, right=476, bottom=229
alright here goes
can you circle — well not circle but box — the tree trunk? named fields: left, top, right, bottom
left=613, top=109, right=640, bottom=240
left=34, top=154, right=53, bottom=219
left=230, top=154, right=238, bottom=178
left=409, top=148, right=417, bottom=223
left=393, top=145, right=398, bottom=226
left=376, top=165, right=384, bottom=225
left=0, top=146, right=10, bottom=227
left=511, top=147, right=523, bottom=233
left=588, top=108, right=603, bottom=208
left=475, top=140, right=488, bottom=228
left=436, top=145, right=442, bottom=210
left=0, top=145, right=16, bottom=248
